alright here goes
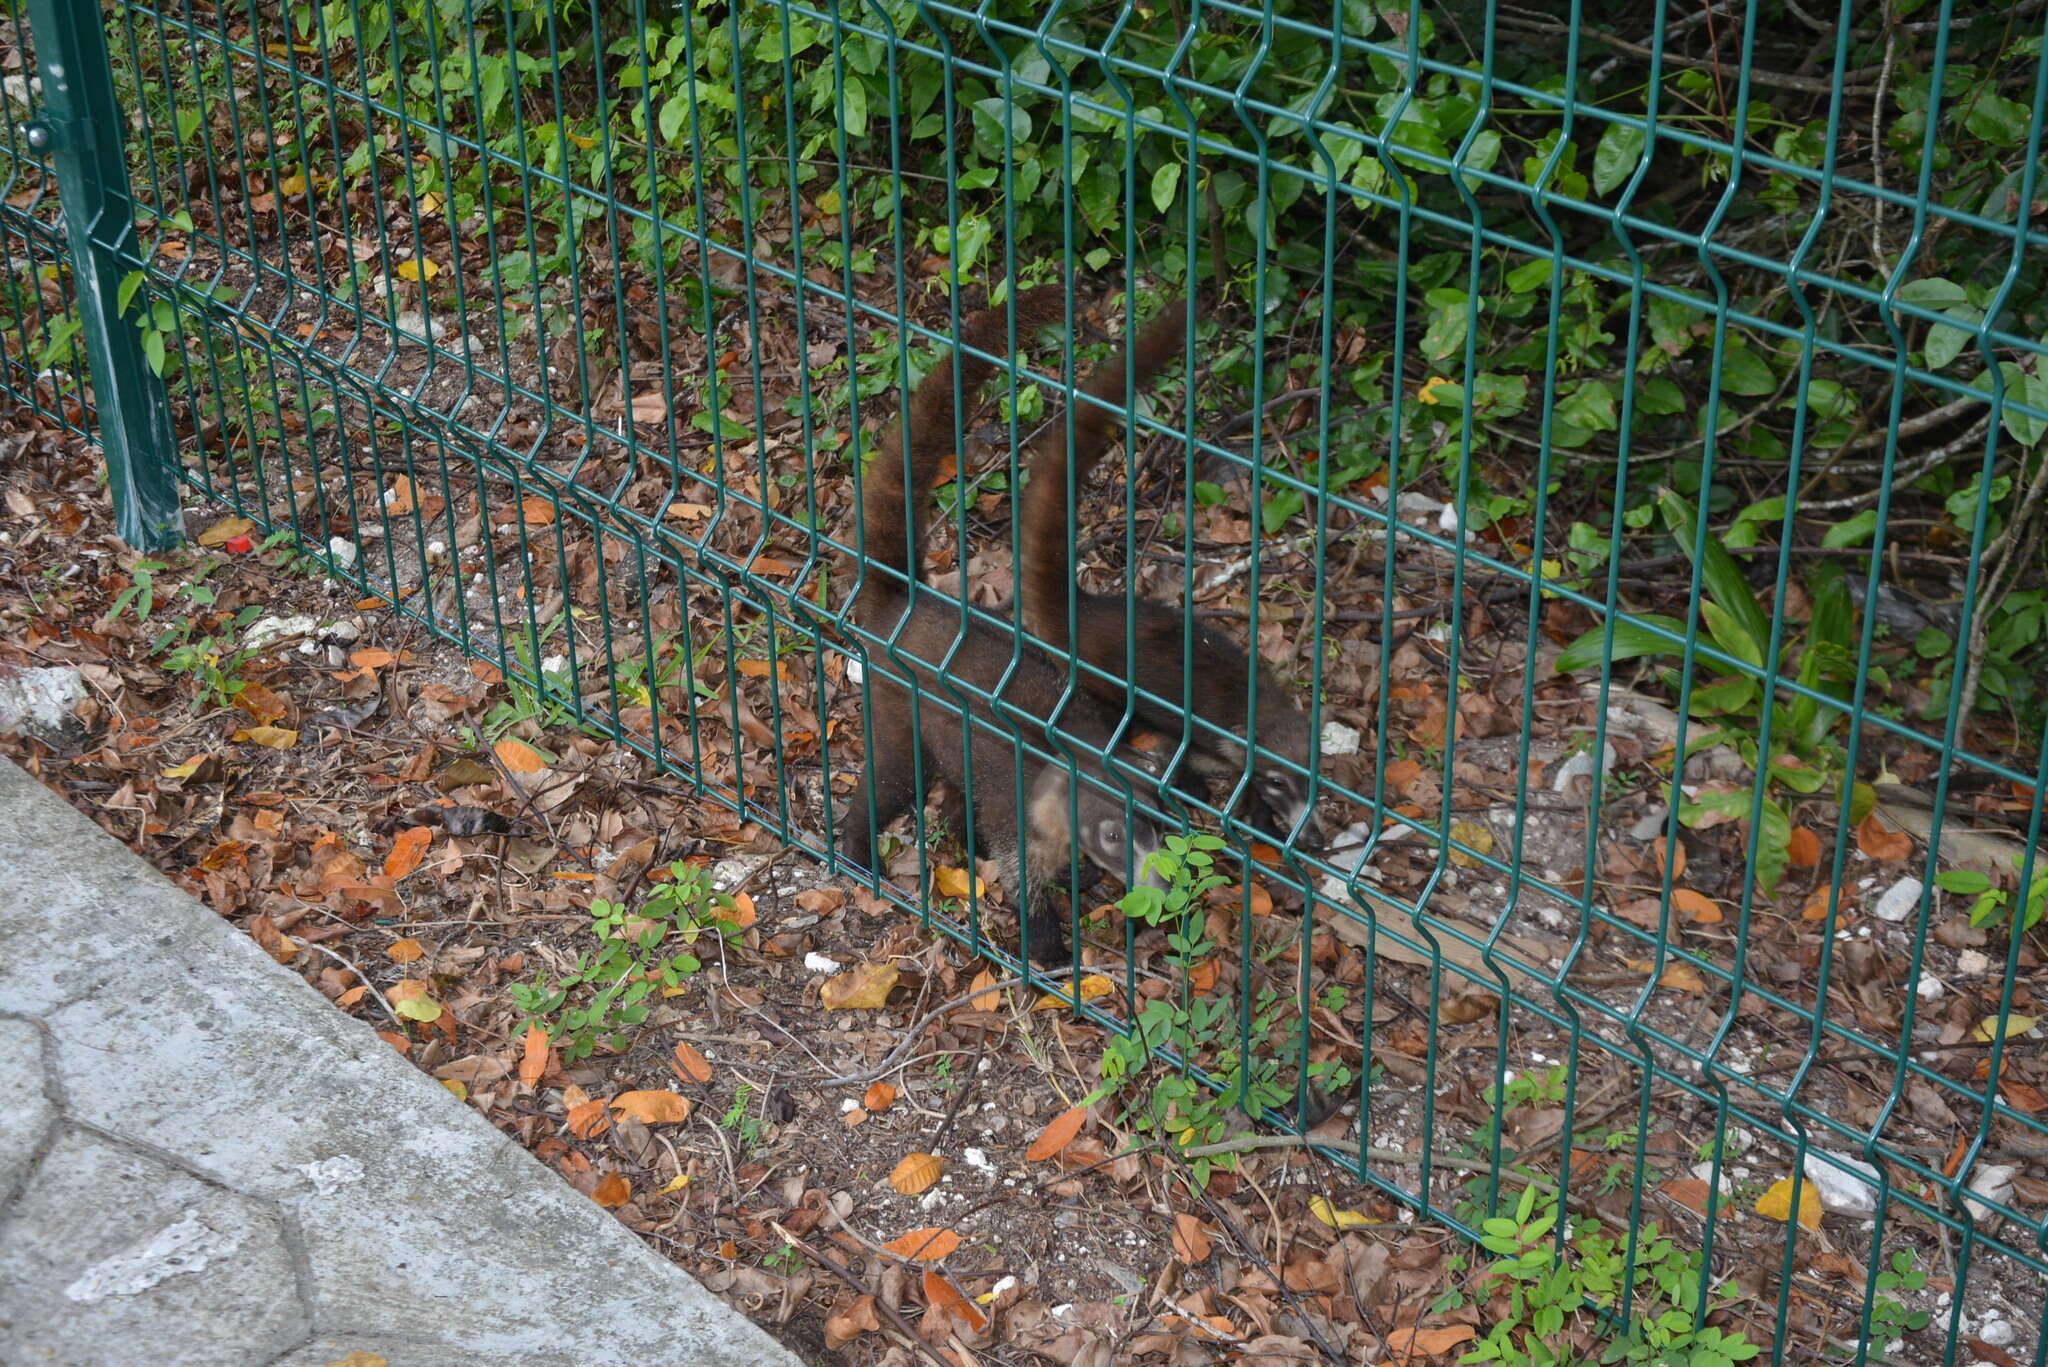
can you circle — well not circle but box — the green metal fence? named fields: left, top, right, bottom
left=5, top=0, right=2047, bottom=1360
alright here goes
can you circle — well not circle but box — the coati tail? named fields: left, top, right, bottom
left=858, top=285, right=1067, bottom=625
left=1018, top=295, right=1190, bottom=652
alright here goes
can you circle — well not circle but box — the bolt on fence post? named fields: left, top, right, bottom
left=23, top=0, right=181, bottom=551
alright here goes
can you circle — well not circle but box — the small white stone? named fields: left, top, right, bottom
left=1964, top=1164, right=2017, bottom=1223
left=1319, top=721, right=1361, bottom=756
left=1438, top=502, right=1462, bottom=533
left=963, top=1148, right=995, bottom=1174
left=1802, top=1151, right=1881, bottom=1216
left=1916, top=974, right=1945, bottom=1001
left=804, top=952, right=841, bottom=974
left=326, top=537, right=359, bottom=571
left=839, top=1098, right=859, bottom=1113
left=1396, top=492, right=1440, bottom=518
left=1978, top=1319, right=2015, bottom=1347
left=427, top=539, right=447, bottom=559
left=1956, top=949, right=1992, bottom=975
left=321, top=619, right=361, bottom=644
left=1874, top=876, right=1924, bottom=923
left=991, top=1275, right=1018, bottom=1298
left=64, top=1214, right=242, bottom=1302
left=846, top=657, right=865, bottom=685
left=540, top=654, right=568, bottom=677
left=244, top=613, right=320, bottom=652
left=1730, top=1128, right=1756, bottom=1154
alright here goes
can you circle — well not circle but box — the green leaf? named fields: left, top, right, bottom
left=1592, top=122, right=1646, bottom=195
left=1894, top=277, right=1966, bottom=308
left=118, top=270, right=147, bottom=316
left=1965, top=91, right=2030, bottom=147
left=1936, top=869, right=1994, bottom=895
left=1718, top=346, right=1775, bottom=396
left=1554, top=614, right=1690, bottom=673
left=1925, top=309, right=1981, bottom=371
left=1151, top=160, right=1181, bottom=214
left=1821, top=508, right=1879, bottom=548
left=1658, top=489, right=1771, bottom=657
left=1699, top=600, right=1762, bottom=667
left=840, top=77, right=869, bottom=140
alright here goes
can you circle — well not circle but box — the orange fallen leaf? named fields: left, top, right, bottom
left=566, top=1097, right=611, bottom=1140
left=748, top=554, right=798, bottom=577
left=1659, top=962, right=1709, bottom=993
left=922, top=1266, right=988, bottom=1330
left=843, top=1107, right=869, bottom=1127
left=1383, top=758, right=1423, bottom=796
left=387, top=475, right=421, bottom=515
left=722, top=891, right=757, bottom=928
left=881, top=1227, right=961, bottom=1262
left=1802, top=887, right=1837, bottom=921
left=864, top=1081, right=896, bottom=1113
left=384, top=826, right=432, bottom=878
left=1026, top=1107, right=1087, bottom=1162
left=592, top=1172, right=630, bottom=1208
left=1186, top=959, right=1221, bottom=994
left=1389, top=1324, right=1477, bottom=1356
left=1672, top=888, right=1722, bottom=924
left=734, top=658, right=794, bottom=680
left=2002, top=1079, right=2048, bottom=1113
left=1659, top=1177, right=1714, bottom=1217
left=1171, top=1213, right=1213, bottom=1264
left=386, top=937, right=425, bottom=964
left=518, top=1023, right=550, bottom=1087
left=1856, top=811, right=1911, bottom=861
left=966, top=968, right=999, bottom=1011
left=821, top=963, right=899, bottom=1010
left=351, top=647, right=397, bottom=671
left=233, top=681, right=289, bottom=723
left=494, top=738, right=548, bottom=773
left=672, top=1041, right=714, bottom=1085
left=1652, top=834, right=1687, bottom=880
left=1787, top=827, right=1822, bottom=867
left=890, top=1152, right=945, bottom=1195
left=611, top=1089, right=691, bottom=1125
left=247, top=914, right=298, bottom=963
left=519, top=494, right=556, bottom=526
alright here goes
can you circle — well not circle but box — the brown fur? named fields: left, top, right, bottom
left=839, top=286, right=1164, bottom=960
left=1017, top=296, right=1321, bottom=846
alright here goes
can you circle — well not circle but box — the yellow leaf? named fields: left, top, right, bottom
left=1417, top=375, right=1458, bottom=405
left=494, top=738, right=548, bottom=773
left=234, top=726, right=298, bottom=749
left=1033, top=974, right=1115, bottom=1010
left=889, top=1152, right=946, bottom=1195
left=394, top=256, right=440, bottom=282
left=1448, top=820, right=1493, bottom=868
left=1756, top=1176, right=1822, bottom=1229
left=441, top=1078, right=468, bottom=1101
left=932, top=865, right=984, bottom=899
left=278, top=173, right=308, bottom=195
left=161, top=755, right=211, bottom=779
left=1308, top=1195, right=1377, bottom=1229
left=659, top=1173, right=691, bottom=1193
left=386, top=937, right=426, bottom=964
left=1974, top=1013, right=2039, bottom=1043
left=820, top=963, right=900, bottom=1010
left=393, top=995, right=441, bottom=1023
left=610, top=1089, right=692, bottom=1125
left=197, top=514, right=255, bottom=547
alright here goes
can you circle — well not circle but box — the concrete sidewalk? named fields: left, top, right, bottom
left=0, top=759, right=807, bottom=1367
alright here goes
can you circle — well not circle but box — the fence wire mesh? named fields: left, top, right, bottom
left=4, top=0, right=2047, bottom=1361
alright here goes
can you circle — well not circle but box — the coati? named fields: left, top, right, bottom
left=839, top=285, right=1166, bottom=960
left=1017, top=294, right=1324, bottom=849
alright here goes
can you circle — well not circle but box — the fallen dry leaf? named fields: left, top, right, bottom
left=821, top=963, right=900, bottom=1010
left=864, top=1081, right=896, bottom=1113
left=1026, top=1107, right=1087, bottom=1162
left=494, top=738, right=549, bottom=773
left=592, top=1171, right=630, bottom=1208
left=384, top=826, right=432, bottom=878
left=519, top=1024, right=550, bottom=1087
left=932, top=865, right=984, bottom=900
left=196, top=514, right=255, bottom=547
left=881, top=1227, right=961, bottom=1262
left=611, top=1089, right=691, bottom=1125
left=566, top=1096, right=611, bottom=1140
left=519, top=494, right=555, bottom=526
left=966, top=968, right=999, bottom=1011
left=1171, top=1212, right=1213, bottom=1264
left=672, top=1041, right=714, bottom=1084
left=386, top=937, right=425, bottom=964
left=1787, top=827, right=1822, bottom=867
left=1756, top=1175, right=1822, bottom=1229
left=234, top=725, right=298, bottom=749
left=1856, top=811, right=1911, bottom=861
left=890, top=1152, right=945, bottom=1195
left=922, top=1266, right=987, bottom=1330
left=1672, top=888, right=1722, bottom=924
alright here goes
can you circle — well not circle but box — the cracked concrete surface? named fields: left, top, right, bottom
left=0, top=758, right=804, bottom=1367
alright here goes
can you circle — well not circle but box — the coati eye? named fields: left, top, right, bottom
left=1099, top=823, right=1123, bottom=850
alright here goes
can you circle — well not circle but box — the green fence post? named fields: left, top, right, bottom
left=22, top=0, right=180, bottom=550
